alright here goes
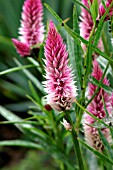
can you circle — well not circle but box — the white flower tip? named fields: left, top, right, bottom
left=61, top=118, right=72, bottom=131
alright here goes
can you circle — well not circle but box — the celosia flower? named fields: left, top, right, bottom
left=98, top=0, right=113, bottom=21
left=79, top=0, right=103, bottom=56
left=110, top=92, right=113, bottom=107
left=83, top=60, right=111, bottom=152
left=44, top=21, right=77, bottom=111
left=12, top=0, right=44, bottom=57
left=61, top=118, right=72, bottom=131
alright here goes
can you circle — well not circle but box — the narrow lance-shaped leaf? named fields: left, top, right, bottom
left=14, top=58, right=44, bottom=93
left=78, top=138, right=113, bottom=165
left=0, top=140, right=44, bottom=150
left=73, top=5, right=83, bottom=92
left=98, top=129, right=113, bottom=160
left=90, top=0, right=99, bottom=24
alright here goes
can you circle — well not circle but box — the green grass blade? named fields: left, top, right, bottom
left=98, top=129, right=113, bottom=160
left=14, top=58, right=44, bottom=94
left=0, top=140, right=43, bottom=150
left=78, top=138, right=113, bottom=165
left=0, top=64, right=36, bottom=76
left=89, top=76, right=112, bottom=93
left=0, top=105, right=48, bottom=140
left=73, top=0, right=90, bottom=13
left=44, top=3, right=88, bottom=45
left=73, top=5, right=83, bottom=92
left=94, top=1, right=113, bottom=47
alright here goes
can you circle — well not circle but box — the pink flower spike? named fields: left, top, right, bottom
left=98, top=0, right=113, bottom=21
left=83, top=60, right=112, bottom=152
left=79, top=0, right=103, bottom=57
left=12, top=0, right=44, bottom=57
left=44, top=21, right=77, bottom=111
left=12, top=39, right=30, bottom=57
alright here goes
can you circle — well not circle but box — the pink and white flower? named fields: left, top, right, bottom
left=79, top=0, right=103, bottom=56
left=12, top=0, right=44, bottom=57
left=44, top=21, right=77, bottom=111
left=84, top=60, right=112, bottom=152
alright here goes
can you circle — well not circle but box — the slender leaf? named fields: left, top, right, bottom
left=94, top=1, right=113, bottom=47
left=0, top=64, right=36, bottom=76
left=44, top=3, right=113, bottom=64
left=90, top=0, right=98, bottom=24
left=14, top=58, right=44, bottom=94
left=28, top=81, right=42, bottom=106
left=98, top=129, right=113, bottom=159
left=89, top=76, right=112, bottom=93
left=0, top=105, right=49, bottom=140
left=73, top=0, right=91, bottom=13
left=73, top=5, right=83, bottom=92
left=0, top=140, right=43, bottom=150
left=78, top=138, right=113, bottom=165
left=44, top=3, right=88, bottom=45
left=67, top=35, right=81, bottom=97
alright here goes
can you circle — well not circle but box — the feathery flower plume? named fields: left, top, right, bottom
left=44, top=21, right=77, bottom=111
left=84, top=60, right=111, bottom=152
left=79, top=0, right=103, bottom=56
left=12, top=0, right=44, bottom=57
left=98, top=0, right=113, bottom=21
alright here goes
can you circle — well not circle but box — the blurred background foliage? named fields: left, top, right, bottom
left=0, top=0, right=74, bottom=169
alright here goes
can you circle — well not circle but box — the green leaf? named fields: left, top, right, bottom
left=102, top=96, right=109, bottom=118
left=0, top=64, right=36, bottom=76
left=14, top=58, right=44, bottom=94
left=27, top=57, right=42, bottom=73
left=0, top=120, right=42, bottom=126
left=94, top=1, right=113, bottom=47
left=75, top=101, right=111, bottom=130
left=73, top=0, right=90, bottom=14
left=0, top=35, right=13, bottom=47
left=73, top=5, right=83, bottom=92
left=44, top=3, right=113, bottom=65
left=28, top=81, right=42, bottom=106
left=67, top=35, right=81, bottom=97
left=89, top=76, right=112, bottom=93
left=98, top=129, right=113, bottom=160
left=44, top=3, right=88, bottom=45
left=0, top=140, right=43, bottom=150
left=78, top=138, right=113, bottom=165
left=90, top=0, right=98, bottom=24
left=0, top=105, right=49, bottom=140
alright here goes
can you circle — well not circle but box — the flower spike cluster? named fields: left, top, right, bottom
left=79, top=0, right=103, bottom=56
left=44, top=21, right=77, bottom=111
left=83, top=60, right=112, bottom=152
left=12, top=0, right=44, bottom=57
left=98, top=0, right=113, bottom=21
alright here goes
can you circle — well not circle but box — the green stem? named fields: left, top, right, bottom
left=64, top=111, right=84, bottom=170
left=75, top=24, right=96, bottom=132
left=75, top=100, right=110, bottom=129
